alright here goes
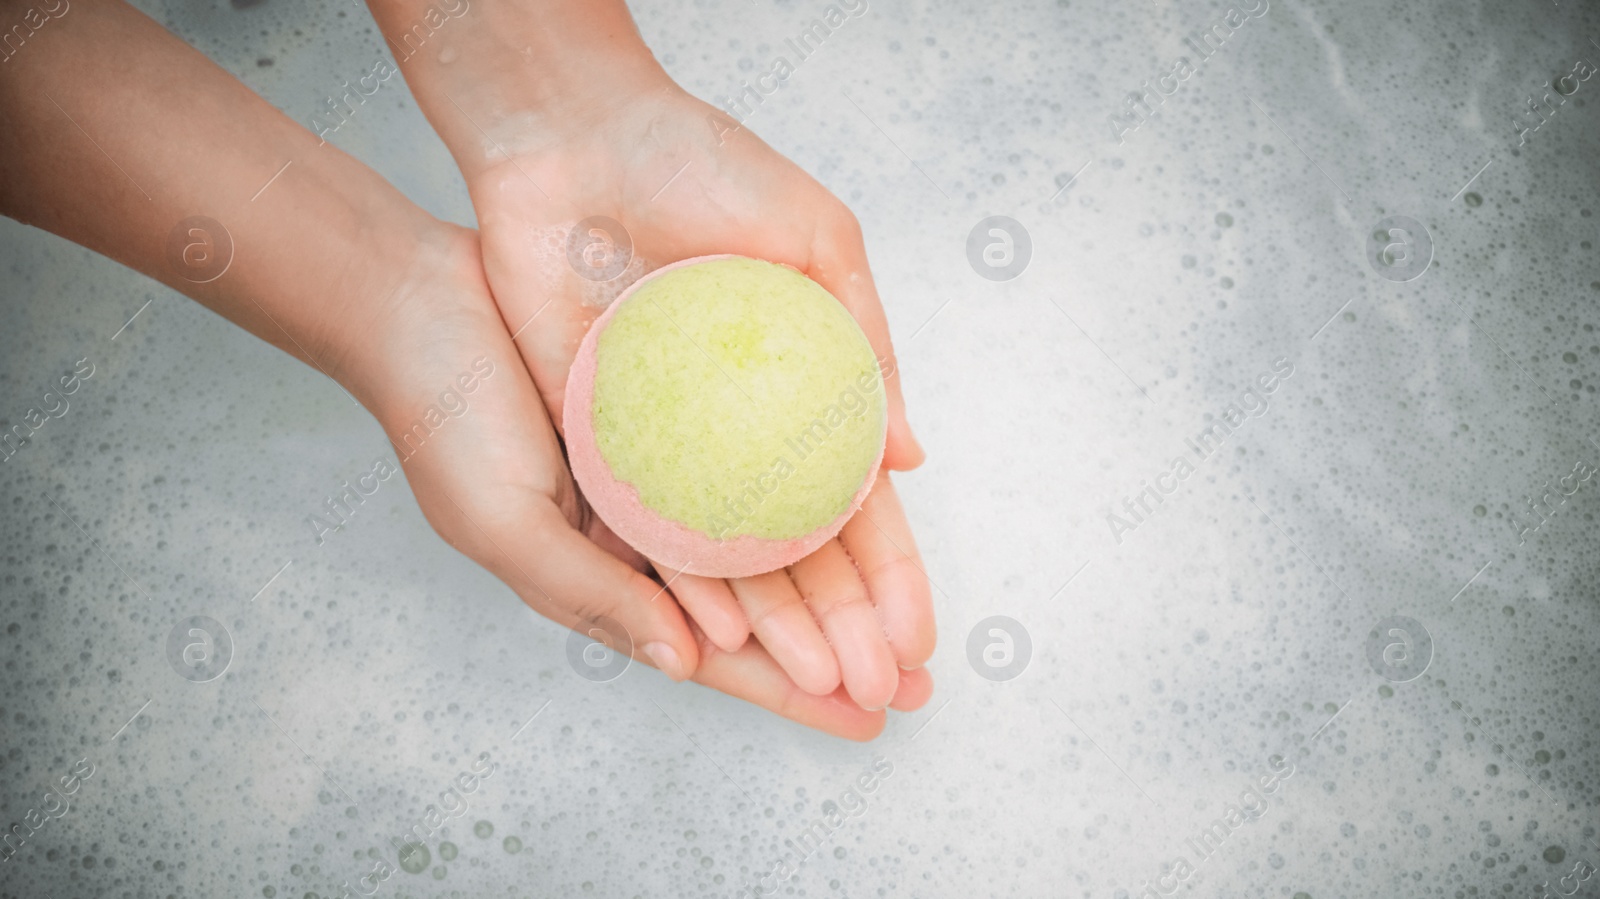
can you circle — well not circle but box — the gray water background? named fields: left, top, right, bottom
left=2, top=0, right=1599, bottom=896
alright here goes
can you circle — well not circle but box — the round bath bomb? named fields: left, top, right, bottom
left=564, top=255, right=887, bottom=579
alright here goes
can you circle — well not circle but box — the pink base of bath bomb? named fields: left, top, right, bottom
left=563, top=254, right=884, bottom=580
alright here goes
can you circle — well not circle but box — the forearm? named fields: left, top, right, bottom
left=0, top=1, right=451, bottom=406
left=362, top=0, right=674, bottom=179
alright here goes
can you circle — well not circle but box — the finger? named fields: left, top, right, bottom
left=788, top=540, right=897, bottom=711
left=802, top=207, right=924, bottom=472
left=654, top=561, right=750, bottom=653
left=729, top=570, right=841, bottom=697
left=692, top=628, right=885, bottom=742
left=889, top=666, right=934, bottom=712
left=440, top=492, right=701, bottom=682
left=839, top=471, right=935, bottom=669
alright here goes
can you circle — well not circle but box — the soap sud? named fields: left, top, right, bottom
left=523, top=221, right=654, bottom=309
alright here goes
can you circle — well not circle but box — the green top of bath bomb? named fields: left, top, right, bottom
left=591, top=257, right=886, bottom=542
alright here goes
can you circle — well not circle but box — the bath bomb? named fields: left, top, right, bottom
left=564, top=255, right=887, bottom=579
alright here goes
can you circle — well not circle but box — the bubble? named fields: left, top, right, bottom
left=1366, top=215, right=1432, bottom=281
left=398, top=843, right=429, bottom=874
left=474, top=821, right=494, bottom=839
left=1365, top=616, right=1432, bottom=681
left=165, top=615, right=234, bottom=682
left=503, top=836, right=522, bottom=854
left=1464, top=192, right=1483, bottom=207
left=1473, top=505, right=1487, bottom=516
left=1545, top=846, right=1567, bottom=863
left=439, top=842, right=458, bottom=861
left=1215, top=212, right=1234, bottom=227
left=565, top=216, right=634, bottom=283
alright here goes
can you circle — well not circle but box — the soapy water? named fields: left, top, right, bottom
left=2, top=0, right=1599, bottom=896
left=529, top=219, right=655, bottom=308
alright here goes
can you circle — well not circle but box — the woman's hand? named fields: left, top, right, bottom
left=367, top=228, right=933, bottom=737
left=360, top=0, right=936, bottom=715
left=463, top=86, right=935, bottom=711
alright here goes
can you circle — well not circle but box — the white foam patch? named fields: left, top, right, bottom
left=520, top=221, right=655, bottom=309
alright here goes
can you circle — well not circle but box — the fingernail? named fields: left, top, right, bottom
left=861, top=702, right=887, bottom=712
left=643, top=642, right=684, bottom=681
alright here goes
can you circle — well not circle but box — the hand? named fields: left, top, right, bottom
left=365, top=228, right=932, bottom=738
left=464, top=85, right=935, bottom=711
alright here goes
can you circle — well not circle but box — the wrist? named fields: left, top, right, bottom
left=368, top=0, right=678, bottom=179
left=324, top=220, right=494, bottom=422
left=190, top=144, right=469, bottom=417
